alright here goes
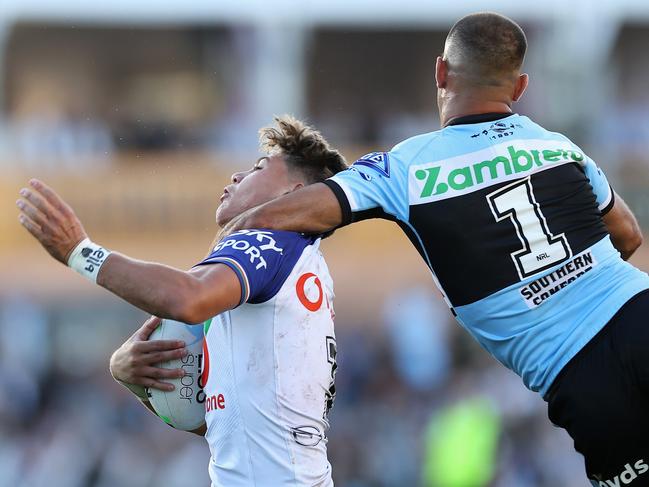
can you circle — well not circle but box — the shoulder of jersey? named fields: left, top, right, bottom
left=226, top=229, right=316, bottom=247
left=509, top=115, right=572, bottom=143
left=390, top=130, right=445, bottom=159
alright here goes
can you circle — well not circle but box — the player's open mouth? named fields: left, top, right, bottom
left=220, top=189, right=230, bottom=202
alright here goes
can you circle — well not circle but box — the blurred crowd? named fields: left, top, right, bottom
left=1, top=11, right=649, bottom=487
left=0, top=290, right=591, bottom=487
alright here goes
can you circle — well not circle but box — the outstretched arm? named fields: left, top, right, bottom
left=17, top=179, right=240, bottom=324
left=97, top=254, right=239, bottom=323
left=225, top=182, right=343, bottom=234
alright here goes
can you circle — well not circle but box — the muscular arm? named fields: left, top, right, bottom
left=602, top=191, right=643, bottom=260
left=98, top=256, right=240, bottom=324
left=17, top=179, right=240, bottom=324
left=226, top=182, right=343, bottom=234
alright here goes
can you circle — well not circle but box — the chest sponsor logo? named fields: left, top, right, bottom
left=201, top=320, right=227, bottom=414
left=296, top=272, right=323, bottom=312
left=205, top=393, right=226, bottom=413
left=409, top=139, right=584, bottom=204
left=595, top=459, right=649, bottom=486
left=519, top=250, right=597, bottom=308
left=213, top=230, right=283, bottom=270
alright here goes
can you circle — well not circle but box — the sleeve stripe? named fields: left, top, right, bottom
left=200, top=257, right=250, bottom=306
left=599, top=184, right=615, bottom=215
left=323, top=179, right=352, bottom=226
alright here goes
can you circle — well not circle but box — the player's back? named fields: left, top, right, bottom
left=326, top=113, right=649, bottom=395
left=195, top=229, right=336, bottom=487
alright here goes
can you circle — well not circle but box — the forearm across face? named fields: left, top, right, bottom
left=227, top=183, right=343, bottom=234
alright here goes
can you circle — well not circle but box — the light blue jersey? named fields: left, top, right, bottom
left=324, top=113, right=649, bottom=395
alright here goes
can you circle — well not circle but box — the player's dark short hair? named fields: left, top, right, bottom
left=446, top=12, right=527, bottom=85
left=259, top=115, right=347, bottom=184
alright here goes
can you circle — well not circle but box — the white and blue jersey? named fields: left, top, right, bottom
left=324, top=113, right=649, bottom=396
left=194, top=229, right=336, bottom=487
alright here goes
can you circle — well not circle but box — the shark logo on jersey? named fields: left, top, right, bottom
left=471, top=121, right=523, bottom=140
left=353, top=152, right=390, bottom=178
left=409, top=139, right=585, bottom=204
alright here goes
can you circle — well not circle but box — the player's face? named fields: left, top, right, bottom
left=216, top=155, right=302, bottom=226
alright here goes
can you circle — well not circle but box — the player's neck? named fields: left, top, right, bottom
left=440, top=93, right=513, bottom=128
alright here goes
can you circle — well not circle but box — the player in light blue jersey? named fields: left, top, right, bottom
left=17, top=116, right=347, bottom=486
left=227, top=13, right=649, bottom=487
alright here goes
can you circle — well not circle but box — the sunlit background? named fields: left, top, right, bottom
left=1, top=1, right=649, bottom=486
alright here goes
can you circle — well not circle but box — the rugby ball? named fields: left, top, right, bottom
left=146, top=319, right=206, bottom=431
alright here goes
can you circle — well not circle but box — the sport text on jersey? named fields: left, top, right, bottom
left=519, top=250, right=597, bottom=308
left=213, top=230, right=284, bottom=270
left=409, top=140, right=585, bottom=204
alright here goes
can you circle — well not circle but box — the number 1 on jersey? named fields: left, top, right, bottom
left=487, top=177, right=571, bottom=280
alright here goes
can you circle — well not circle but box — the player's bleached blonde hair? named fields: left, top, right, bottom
left=259, top=115, right=347, bottom=184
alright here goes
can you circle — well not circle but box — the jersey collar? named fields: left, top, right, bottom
left=446, top=112, right=515, bottom=126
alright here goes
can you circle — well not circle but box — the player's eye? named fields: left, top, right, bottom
left=253, top=156, right=269, bottom=171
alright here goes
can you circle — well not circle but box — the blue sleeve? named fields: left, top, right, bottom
left=582, top=156, right=614, bottom=214
left=194, top=230, right=311, bottom=306
left=324, top=151, right=409, bottom=225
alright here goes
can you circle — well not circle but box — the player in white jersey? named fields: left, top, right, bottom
left=16, top=116, right=347, bottom=486
left=224, top=13, right=649, bottom=487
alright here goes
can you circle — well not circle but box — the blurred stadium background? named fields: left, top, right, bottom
left=1, top=1, right=649, bottom=486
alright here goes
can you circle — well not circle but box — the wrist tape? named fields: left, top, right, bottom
left=67, top=238, right=111, bottom=283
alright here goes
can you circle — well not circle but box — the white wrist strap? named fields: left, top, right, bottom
left=67, top=238, right=111, bottom=283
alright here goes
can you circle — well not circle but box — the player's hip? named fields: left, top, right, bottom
left=545, top=289, right=649, bottom=484
left=208, top=444, right=333, bottom=487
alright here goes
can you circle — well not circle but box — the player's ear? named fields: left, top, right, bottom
left=436, top=56, right=448, bottom=89
left=287, top=182, right=304, bottom=193
left=513, top=73, right=529, bottom=102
